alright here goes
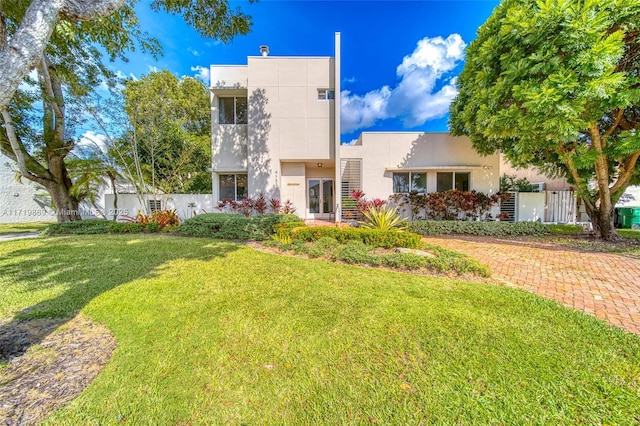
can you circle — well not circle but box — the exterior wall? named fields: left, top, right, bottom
left=0, top=158, right=108, bottom=223
left=500, top=155, right=571, bottom=191
left=0, top=159, right=55, bottom=223
left=517, top=192, right=546, bottom=222
left=210, top=55, right=336, bottom=212
left=246, top=56, right=335, bottom=199
left=104, top=194, right=215, bottom=221
left=210, top=65, right=249, bottom=201
left=340, top=132, right=501, bottom=201
left=618, top=185, right=640, bottom=207
left=210, top=65, right=248, bottom=89
left=280, top=162, right=306, bottom=213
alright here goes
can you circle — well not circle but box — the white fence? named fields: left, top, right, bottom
left=104, top=194, right=215, bottom=221
left=503, top=191, right=577, bottom=223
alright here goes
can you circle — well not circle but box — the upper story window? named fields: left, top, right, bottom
left=437, top=172, right=470, bottom=192
left=317, top=89, right=335, bottom=100
left=218, top=96, right=247, bottom=124
left=392, top=172, right=426, bottom=193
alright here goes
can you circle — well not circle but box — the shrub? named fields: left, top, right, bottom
left=334, top=241, right=377, bottom=264
left=391, top=190, right=503, bottom=221
left=179, top=213, right=300, bottom=240
left=380, top=253, right=427, bottom=270
left=359, top=206, right=408, bottom=231
left=126, top=209, right=181, bottom=231
left=44, top=219, right=145, bottom=235
left=408, top=220, right=549, bottom=237
left=291, top=227, right=421, bottom=249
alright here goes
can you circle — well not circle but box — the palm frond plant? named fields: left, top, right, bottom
left=359, top=206, right=408, bottom=231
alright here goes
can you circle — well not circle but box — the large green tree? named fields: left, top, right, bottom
left=450, top=0, right=640, bottom=240
left=121, top=70, right=211, bottom=195
left=0, top=0, right=251, bottom=221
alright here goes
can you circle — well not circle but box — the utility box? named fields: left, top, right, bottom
left=616, top=207, right=640, bottom=229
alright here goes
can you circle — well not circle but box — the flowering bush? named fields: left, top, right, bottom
left=217, top=193, right=296, bottom=216
left=390, top=189, right=503, bottom=221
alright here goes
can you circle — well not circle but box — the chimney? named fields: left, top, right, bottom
left=259, top=45, right=269, bottom=57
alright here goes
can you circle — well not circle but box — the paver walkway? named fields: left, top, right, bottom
left=0, top=232, right=39, bottom=242
left=425, top=236, right=640, bottom=335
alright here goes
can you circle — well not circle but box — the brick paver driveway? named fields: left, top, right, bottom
left=425, top=236, right=640, bottom=335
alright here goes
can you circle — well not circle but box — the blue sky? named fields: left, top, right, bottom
left=111, top=0, right=500, bottom=143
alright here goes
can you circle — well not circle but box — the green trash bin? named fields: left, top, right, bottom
left=617, top=207, right=640, bottom=229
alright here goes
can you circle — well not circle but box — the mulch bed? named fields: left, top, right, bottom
left=0, top=315, right=116, bottom=425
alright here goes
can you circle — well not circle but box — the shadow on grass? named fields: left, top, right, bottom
left=0, top=234, right=241, bottom=361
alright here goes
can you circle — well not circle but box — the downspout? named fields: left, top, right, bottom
left=334, top=32, right=341, bottom=223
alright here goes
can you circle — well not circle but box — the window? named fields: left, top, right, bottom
left=219, top=174, right=248, bottom=201
left=393, top=172, right=426, bottom=193
left=317, top=89, right=335, bottom=100
left=437, top=172, right=470, bottom=192
left=218, top=97, right=247, bottom=124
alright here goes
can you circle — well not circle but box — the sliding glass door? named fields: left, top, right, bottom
left=308, top=179, right=334, bottom=218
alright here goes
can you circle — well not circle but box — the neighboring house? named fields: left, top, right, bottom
left=209, top=33, right=500, bottom=222
left=1, top=157, right=112, bottom=223
left=0, top=158, right=56, bottom=223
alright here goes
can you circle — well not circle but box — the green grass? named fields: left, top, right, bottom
left=619, top=229, right=640, bottom=240
left=547, top=224, right=584, bottom=235
left=1, top=235, right=639, bottom=424
left=0, top=222, right=53, bottom=234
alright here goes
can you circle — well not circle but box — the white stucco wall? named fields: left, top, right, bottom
left=340, top=132, right=501, bottom=200
left=211, top=55, right=336, bottom=203
left=516, top=192, right=546, bottom=222
left=500, top=155, right=571, bottom=191
left=104, top=194, right=215, bottom=221
left=0, top=159, right=56, bottom=223
left=280, top=162, right=306, bottom=213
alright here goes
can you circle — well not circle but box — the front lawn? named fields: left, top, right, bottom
left=0, top=222, right=53, bottom=234
left=1, top=235, right=639, bottom=424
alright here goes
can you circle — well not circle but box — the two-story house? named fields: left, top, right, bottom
left=210, top=33, right=500, bottom=222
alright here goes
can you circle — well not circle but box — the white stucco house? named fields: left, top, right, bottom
left=210, top=33, right=500, bottom=222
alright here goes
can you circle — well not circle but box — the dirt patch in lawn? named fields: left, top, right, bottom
left=0, top=314, right=116, bottom=425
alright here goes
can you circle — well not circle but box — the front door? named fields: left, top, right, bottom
left=308, top=179, right=334, bottom=219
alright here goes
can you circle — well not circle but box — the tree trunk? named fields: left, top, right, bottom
left=45, top=179, right=81, bottom=222
left=109, top=171, right=118, bottom=221
left=584, top=202, right=620, bottom=241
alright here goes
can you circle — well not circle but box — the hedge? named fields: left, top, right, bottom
left=43, top=219, right=145, bottom=235
left=408, top=220, right=549, bottom=237
left=291, top=226, right=421, bottom=249
left=178, top=213, right=301, bottom=240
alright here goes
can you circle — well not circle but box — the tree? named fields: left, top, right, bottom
left=450, top=0, right=640, bottom=240
left=0, top=0, right=251, bottom=221
left=121, top=70, right=211, bottom=196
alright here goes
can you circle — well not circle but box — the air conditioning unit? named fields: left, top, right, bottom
left=532, top=182, right=546, bottom=192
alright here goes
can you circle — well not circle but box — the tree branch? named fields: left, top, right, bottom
left=60, top=0, right=126, bottom=21
left=0, top=0, right=126, bottom=109
left=603, top=109, right=624, bottom=139
left=0, top=3, right=7, bottom=51
left=0, top=108, right=53, bottom=186
left=610, top=150, right=640, bottom=198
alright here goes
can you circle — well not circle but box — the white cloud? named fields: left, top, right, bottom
left=147, top=65, right=160, bottom=73
left=76, top=131, right=109, bottom=155
left=340, top=86, right=391, bottom=133
left=342, top=76, right=357, bottom=84
left=340, top=34, right=466, bottom=133
left=188, top=47, right=201, bottom=57
left=191, top=65, right=210, bottom=85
